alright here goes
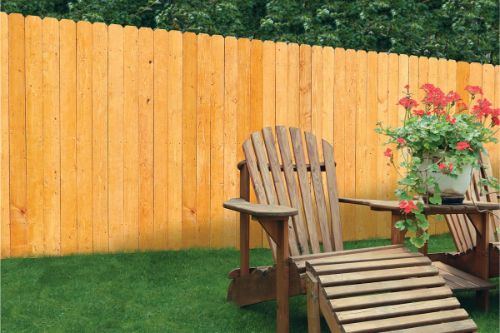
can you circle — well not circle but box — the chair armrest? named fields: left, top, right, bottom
left=339, top=197, right=380, bottom=206
left=223, top=198, right=298, bottom=219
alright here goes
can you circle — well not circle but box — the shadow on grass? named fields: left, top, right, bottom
left=1, top=234, right=498, bottom=332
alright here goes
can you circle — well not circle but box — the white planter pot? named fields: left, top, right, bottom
left=419, top=157, right=473, bottom=197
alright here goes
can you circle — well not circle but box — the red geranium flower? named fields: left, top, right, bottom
left=399, top=97, right=418, bottom=109
left=438, top=162, right=453, bottom=173
left=384, top=148, right=393, bottom=157
left=399, top=200, right=417, bottom=214
left=472, top=98, right=492, bottom=120
left=456, top=141, right=470, bottom=151
left=446, top=91, right=461, bottom=104
left=413, top=109, right=425, bottom=117
left=465, top=85, right=483, bottom=96
left=446, top=115, right=456, bottom=124
left=493, top=117, right=500, bottom=126
left=396, top=137, right=406, bottom=146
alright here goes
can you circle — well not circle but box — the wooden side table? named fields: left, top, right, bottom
left=341, top=198, right=499, bottom=310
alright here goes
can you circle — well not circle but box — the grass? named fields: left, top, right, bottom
left=2, top=234, right=498, bottom=332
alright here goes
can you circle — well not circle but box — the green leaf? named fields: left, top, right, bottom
left=394, top=220, right=406, bottom=230
left=429, top=192, right=442, bottom=205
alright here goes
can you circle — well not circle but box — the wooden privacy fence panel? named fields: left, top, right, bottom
left=1, top=13, right=499, bottom=257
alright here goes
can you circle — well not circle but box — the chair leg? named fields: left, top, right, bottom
left=306, top=271, right=320, bottom=333
left=275, top=220, right=289, bottom=333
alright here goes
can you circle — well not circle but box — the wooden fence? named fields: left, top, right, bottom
left=1, top=13, right=499, bottom=257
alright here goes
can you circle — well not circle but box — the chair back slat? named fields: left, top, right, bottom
left=480, top=152, right=499, bottom=240
left=250, top=132, right=277, bottom=205
left=447, top=215, right=467, bottom=252
left=241, top=126, right=344, bottom=256
left=242, top=138, right=277, bottom=257
left=275, top=127, right=311, bottom=254
left=242, top=139, right=268, bottom=204
left=445, top=152, right=498, bottom=253
left=289, top=127, right=321, bottom=253
left=305, top=132, right=333, bottom=252
left=323, top=140, right=344, bottom=251
left=259, top=129, right=300, bottom=256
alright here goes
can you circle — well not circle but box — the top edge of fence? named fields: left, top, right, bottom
left=1, top=11, right=497, bottom=68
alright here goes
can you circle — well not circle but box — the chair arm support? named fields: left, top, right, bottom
left=223, top=198, right=298, bottom=219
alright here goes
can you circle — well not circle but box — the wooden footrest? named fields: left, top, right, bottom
left=305, top=249, right=477, bottom=333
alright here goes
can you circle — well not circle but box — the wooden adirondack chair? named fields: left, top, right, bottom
left=429, top=152, right=500, bottom=278
left=223, top=127, right=477, bottom=333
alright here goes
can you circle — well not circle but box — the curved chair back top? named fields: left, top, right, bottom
left=241, top=126, right=343, bottom=256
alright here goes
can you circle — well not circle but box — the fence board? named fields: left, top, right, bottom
left=275, top=42, right=288, bottom=126
left=166, top=30, right=183, bottom=249
left=138, top=27, right=154, bottom=249
left=209, top=34, right=225, bottom=248
left=92, top=22, right=108, bottom=252
left=299, top=44, right=312, bottom=132
left=354, top=50, right=369, bottom=239
left=0, top=12, right=10, bottom=258
left=123, top=25, right=139, bottom=251
left=108, top=24, right=124, bottom=251
left=181, top=32, right=198, bottom=248
left=76, top=21, right=93, bottom=253
left=2, top=14, right=498, bottom=256
left=223, top=36, right=239, bottom=248
left=9, top=13, right=28, bottom=256
left=152, top=28, right=168, bottom=250
left=365, top=51, right=378, bottom=239
left=387, top=53, right=399, bottom=235
left=25, top=15, right=44, bottom=255
left=288, top=43, right=300, bottom=127
left=376, top=53, right=389, bottom=238
left=196, top=33, right=212, bottom=248
left=59, top=19, right=77, bottom=254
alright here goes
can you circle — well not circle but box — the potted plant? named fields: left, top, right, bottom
left=376, top=83, right=499, bottom=247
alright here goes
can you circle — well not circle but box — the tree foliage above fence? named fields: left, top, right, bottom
left=1, top=0, right=499, bottom=64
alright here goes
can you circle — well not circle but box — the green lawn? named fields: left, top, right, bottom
left=2, top=234, right=498, bottom=332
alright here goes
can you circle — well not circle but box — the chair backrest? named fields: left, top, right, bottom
left=241, top=126, right=343, bottom=257
left=445, top=152, right=499, bottom=253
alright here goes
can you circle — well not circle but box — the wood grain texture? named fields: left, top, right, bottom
left=92, top=22, right=108, bottom=252
left=196, top=33, right=212, bottom=248
left=209, top=35, right=225, bottom=248
left=137, top=27, right=154, bottom=249
left=181, top=32, right=197, bottom=248
left=25, top=15, right=44, bottom=255
left=42, top=17, right=61, bottom=255
left=167, top=30, right=184, bottom=249
left=108, top=24, right=124, bottom=251
left=152, top=28, right=168, bottom=250
left=123, top=25, right=139, bottom=251
left=59, top=19, right=77, bottom=254
left=0, top=12, right=10, bottom=258
left=222, top=36, right=238, bottom=248
left=76, top=20, right=93, bottom=253
left=2, top=15, right=497, bottom=257
left=8, top=13, right=28, bottom=256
